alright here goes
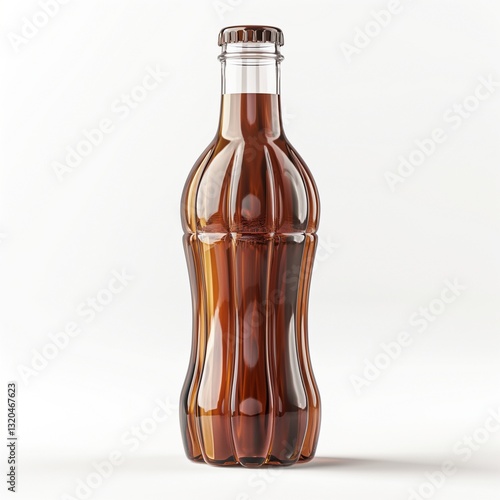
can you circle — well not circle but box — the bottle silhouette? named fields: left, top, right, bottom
left=180, top=26, right=321, bottom=467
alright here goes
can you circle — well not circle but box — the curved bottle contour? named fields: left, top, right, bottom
left=180, top=94, right=321, bottom=467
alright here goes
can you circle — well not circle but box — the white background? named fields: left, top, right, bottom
left=1, top=1, right=499, bottom=499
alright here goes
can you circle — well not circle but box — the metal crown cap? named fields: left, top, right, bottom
left=218, top=25, right=284, bottom=46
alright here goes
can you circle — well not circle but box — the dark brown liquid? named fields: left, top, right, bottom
left=180, top=94, right=320, bottom=467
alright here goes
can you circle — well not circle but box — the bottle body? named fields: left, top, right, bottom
left=180, top=28, right=321, bottom=467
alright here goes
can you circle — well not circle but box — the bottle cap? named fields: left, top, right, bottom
left=218, top=26, right=284, bottom=46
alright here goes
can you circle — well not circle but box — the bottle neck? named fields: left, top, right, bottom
left=218, top=42, right=284, bottom=138
left=220, top=42, right=282, bottom=94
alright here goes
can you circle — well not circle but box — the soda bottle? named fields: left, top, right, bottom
left=180, top=26, right=321, bottom=467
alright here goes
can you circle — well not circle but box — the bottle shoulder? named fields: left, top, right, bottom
left=181, top=135, right=320, bottom=235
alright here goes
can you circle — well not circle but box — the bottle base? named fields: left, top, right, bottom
left=185, top=453, right=317, bottom=468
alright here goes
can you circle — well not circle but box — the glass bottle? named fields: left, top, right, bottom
left=180, top=26, right=321, bottom=467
